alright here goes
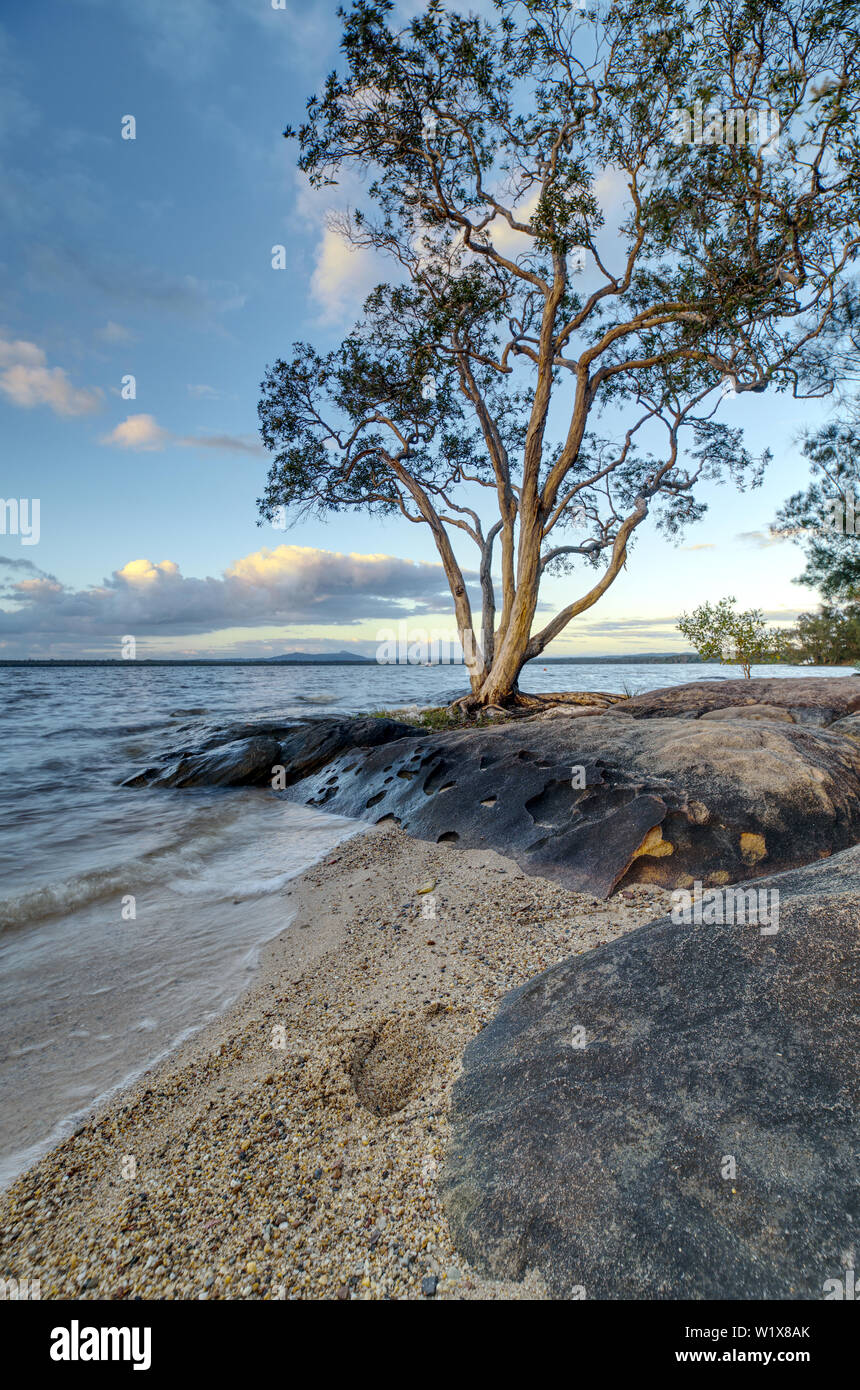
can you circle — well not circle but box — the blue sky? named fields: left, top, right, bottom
left=0, top=0, right=840, bottom=658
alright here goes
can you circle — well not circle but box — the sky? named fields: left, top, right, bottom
left=0, top=0, right=845, bottom=659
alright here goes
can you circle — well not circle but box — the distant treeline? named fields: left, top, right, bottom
left=0, top=651, right=704, bottom=667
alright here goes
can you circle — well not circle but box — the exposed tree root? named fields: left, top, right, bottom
left=509, top=689, right=625, bottom=710
left=448, top=688, right=626, bottom=720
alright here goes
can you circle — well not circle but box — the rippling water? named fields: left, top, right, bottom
left=0, top=659, right=851, bottom=1187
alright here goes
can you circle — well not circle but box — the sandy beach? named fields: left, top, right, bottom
left=0, top=824, right=671, bottom=1301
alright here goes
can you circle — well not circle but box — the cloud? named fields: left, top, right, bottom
left=0, top=554, right=44, bottom=569
left=0, top=337, right=44, bottom=369
left=0, top=27, right=38, bottom=148
left=101, top=321, right=134, bottom=343
left=594, top=166, right=630, bottom=214
left=0, top=554, right=59, bottom=601
left=735, top=530, right=792, bottom=548
left=293, top=171, right=384, bottom=324
left=100, top=414, right=170, bottom=450
left=682, top=542, right=716, bottom=551
left=26, top=244, right=245, bottom=323
left=488, top=190, right=540, bottom=256
left=0, top=334, right=102, bottom=416
left=188, top=433, right=261, bottom=455
left=0, top=544, right=479, bottom=644
left=100, top=412, right=263, bottom=455
left=76, top=0, right=340, bottom=82
left=187, top=383, right=219, bottom=398
left=311, top=227, right=376, bottom=321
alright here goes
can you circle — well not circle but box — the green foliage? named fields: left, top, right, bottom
left=773, top=409, right=860, bottom=602
left=677, top=596, right=789, bottom=678
left=789, top=602, right=860, bottom=665
left=257, top=0, right=860, bottom=697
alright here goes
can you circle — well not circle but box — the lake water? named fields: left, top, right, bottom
left=0, top=659, right=852, bottom=1187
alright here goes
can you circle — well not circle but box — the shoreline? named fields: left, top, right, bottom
left=0, top=825, right=671, bottom=1300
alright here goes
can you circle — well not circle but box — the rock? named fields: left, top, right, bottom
left=699, top=703, right=796, bottom=723
left=124, top=684, right=860, bottom=898
left=287, top=711, right=860, bottom=897
left=537, top=704, right=608, bottom=720
left=124, top=736, right=282, bottom=789
left=441, top=845, right=860, bottom=1299
left=421, top=1274, right=438, bottom=1297
left=610, top=675, right=860, bottom=726
left=124, top=717, right=420, bottom=789
left=828, top=712, right=860, bottom=743
left=274, top=718, right=423, bottom=788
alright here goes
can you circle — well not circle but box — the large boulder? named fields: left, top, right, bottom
left=123, top=717, right=421, bottom=789
left=441, top=846, right=860, bottom=1299
left=124, top=735, right=282, bottom=788
left=611, top=674, right=860, bottom=726
left=288, top=712, right=860, bottom=898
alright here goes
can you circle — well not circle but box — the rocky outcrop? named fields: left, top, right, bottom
left=441, top=845, right=860, bottom=1299
left=124, top=735, right=283, bottom=789
left=611, top=674, right=860, bottom=725
left=123, top=678, right=860, bottom=898
left=286, top=711, right=860, bottom=898
left=698, top=703, right=796, bottom=723
left=123, top=717, right=419, bottom=789
left=829, top=712, right=860, bottom=743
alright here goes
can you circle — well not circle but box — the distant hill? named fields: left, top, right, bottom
left=264, top=650, right=701, bottom=665
left=264, top=650, right=376, bottom=664
left=530, top=652, right=700, bottom=665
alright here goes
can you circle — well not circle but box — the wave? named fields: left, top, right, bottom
left=0, top=805, right=246, bottom=933
left=45, top=720, right=174, bottom=739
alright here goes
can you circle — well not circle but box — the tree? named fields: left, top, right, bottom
left=791, top=601, right=860, bottom=664
left=772, top=411, right=860, bottom=601
left=677, top=596, right=788, bottom=677
left=258, top=0, right=860, bottom=707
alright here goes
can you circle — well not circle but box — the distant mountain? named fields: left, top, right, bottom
left=264, top=650, right=376, bottom=664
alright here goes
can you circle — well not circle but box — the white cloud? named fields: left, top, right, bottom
left=0, top=335, right=102, bottom=416
left=594, top=166, right=630, bottom=214
left=101, top=413, right=170, bottom=450
left=116, top=558, right=181, bottom=585
left=736, top=530, right=791, bottom=548
left=293, top=170, right=384, bottom=324
left=0, top=336, right=44, bottom=368
left=0, top=544, right=479, bottom=643
left=488, top=190, right=540, bottom=256
left=100, top=412, right=262, bottom=455
left=310, top=225, right=378, bottom=322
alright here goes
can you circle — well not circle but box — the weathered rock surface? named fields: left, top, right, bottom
left=124, top=735, right=283, bottom=789
left=441, top=845, right=860, bottom=1299
left=122, top=679, right=860, bottom=897
left=829, top=712, right=860, bottom=743
left=123, top=717, right=419, bottom=789
left=287, top=711, right=860, bottom=897
left=611, top=674, right=860, bottom=725
left=698, top=703, right=796, bottom=723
